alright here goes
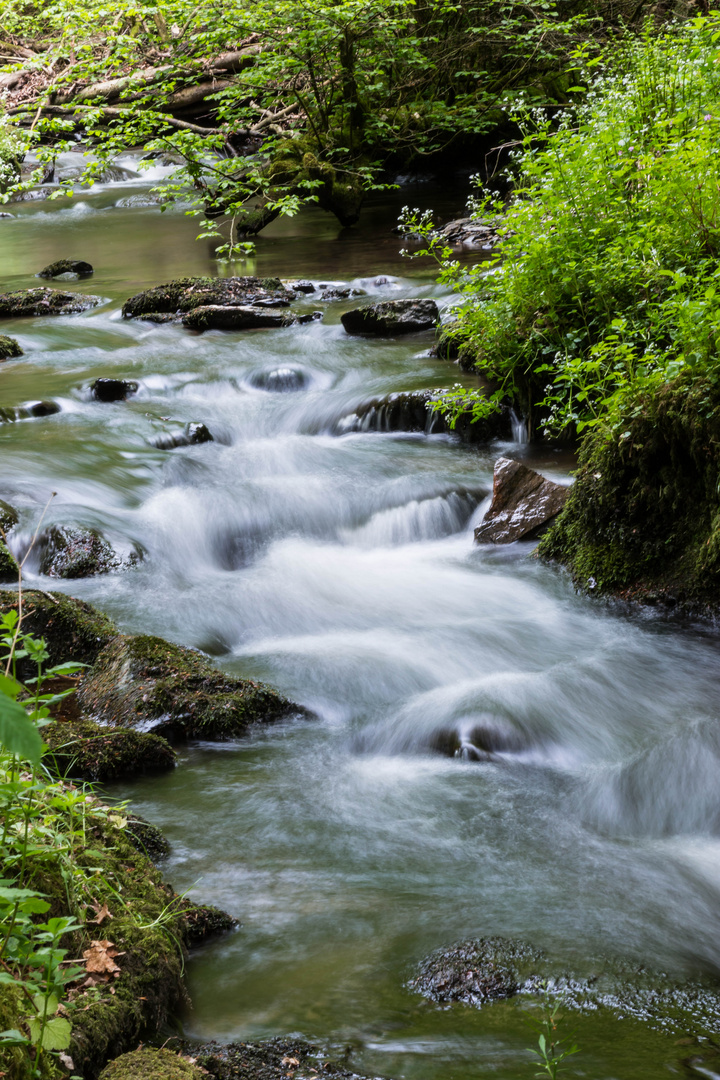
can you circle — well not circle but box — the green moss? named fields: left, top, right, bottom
left=538, top=374, right=720, bottom=612
left=183, top=901, right=238, bottom=947
left=44, top=717, right=176, bottom=782
left=0, top=333, right=23, bottom=360
left=78, top=633, right=300, bottom=739
left=0, top=289, right=100, bottom=317
left=124, top=815, right=171, bottom=862
left=39, top=526, right=120, bottom=579
left=0, top=590, right=117, bottom=667
left=0, top=498, right=18, bottom=533
left=100, top=1048, right=205, bottom=1080
left=0, top=541, right=18, bottom=583
left=122, top=277, right=293, bottom=318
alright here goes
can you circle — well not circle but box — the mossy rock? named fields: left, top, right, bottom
left=0, top=333, right=22, bottom=359
left=0, top=499, right=18, bottom=533
left=125, top=815, right=172, bottom=862
left=538, top=374, right=720, bottom=613
left=183, top=900, right=238, bottom=947
left=0, top=589, right=117, bottom=668
left=122, top=277, right=290, bottom=319
left=0, top=288, right=101, bottom=317
left=37, top=525, right=122, bottom=578
left=78, top=633, right=302, bottom=739
left=100, top=1048, right=205, bottom=1080
left=38, top=258, right=94, bottom=278
left=0, top=542, right=18, bottom=583
left=44, top=716, right=176, bottom=782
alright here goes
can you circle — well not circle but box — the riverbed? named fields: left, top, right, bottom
left=2, top=157, right=720, bottom=1080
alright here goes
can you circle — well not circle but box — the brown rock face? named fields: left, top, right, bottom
left=474, top=457, right=569, bottom=544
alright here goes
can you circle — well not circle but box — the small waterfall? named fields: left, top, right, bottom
left=510, top=408, right=529, bottom=443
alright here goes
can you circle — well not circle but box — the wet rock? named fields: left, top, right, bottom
left=249, top=367, right=309, bottom=392
left=0, top=334, right=23, bottom=360
left=0, top=500, right=18, bottom=534
left=0, top=288, right=101, bottom=317
left=43, top=716, right=176, bottom=782
left=338, top=390, right=510, bottom=442
left=0, top=590, right=117, bottom=669
left=35, top=525, right=122, bottom=578
left=125, top=815, right=172, bottom=861
left=341, top=299, right=440, bottom=337
left=37, top=259, right=94, bottom=278
left=474, top=457, right=569, bottom=544
left=435, top=217, right=500, bottom=250
left=319, top=286, right=365, bottom=301
left=287, top=279, right=315, bottom=293
left=0, top=543, right=18, bottom=583
left=0, top=400, right=61, bottom=424
left=0, top=212, right=13, bottom=218
left=91, top=377, right=139, bottom=402
left=410, top=937, right=545, bottom=1006
left=100, top=1048, right=205, bottom=1080
left=182, top=306, right=322, bottom=331
left=180, top=1037, right=371, bottom=1080
left=182, top=901, right=238, bottom=947
left=122, top=276, right=295, bottom=320
left=78, top=633, right=303, bottom=740
left=427, top=721, right=529, bottom=761
left=152, top=422, right=214, bottom=449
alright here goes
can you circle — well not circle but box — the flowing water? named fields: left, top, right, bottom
left=3, top=156, right=720, bottom=1080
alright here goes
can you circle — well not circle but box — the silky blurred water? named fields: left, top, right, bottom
left=2, top=156, right=719, bottom=1079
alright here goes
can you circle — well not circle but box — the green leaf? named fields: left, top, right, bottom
left=0, top=1028, right=30, bottom=1046
left=0, top=694, right=42, bottom=763
left=27, top=1015, right=72, bottom=1050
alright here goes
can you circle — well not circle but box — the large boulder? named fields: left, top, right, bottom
left=474, top=457, right=569, bottom=544
left=78, top=633, right=302, bottom=740
left=0, top=288, right=101, bottom=317
left=341, top=298, right=439, bottom=337
left=0, top=590, right=117, bottom=668
left=0, top=334, right=22, bottom=360
left=122, top=276, right=298, bottom=320
left=38, top=259, right=94, bottom=278
left=183, top=305, right=299, bottom=331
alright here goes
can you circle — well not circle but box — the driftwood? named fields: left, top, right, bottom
left=9, top=102, right=224, bottom=136
left=50, top=46, right=260, bottom=105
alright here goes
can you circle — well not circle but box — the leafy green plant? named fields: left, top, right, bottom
left=527, top=993, right=580, bottom=1078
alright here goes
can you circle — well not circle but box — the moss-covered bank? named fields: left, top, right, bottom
left=538, top=376, right=720, bottom=615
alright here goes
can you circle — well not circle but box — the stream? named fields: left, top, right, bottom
left=3, top=155, right=720, bottom=1080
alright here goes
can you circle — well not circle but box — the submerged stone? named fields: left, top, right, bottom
left=0, top=288, right=101, bottom=317
left=319, top=285, right=365, bottom=300
left=249, top=367, right=309, bottom=392
left=0, top=400, right=62, bottom=424
left=78, top=632, right=302, bottom=740
left=152, top=422, right=214, bottom=449
left=410, top=937, right=544, bottom=1005
left=91, top=378, right=139, bottom=402
left=38, top=259, right=94, bottom=278
left=0, top=334, right=23, bottom=360
left=337, top=390, right=509, bottom=442
left=341, top=299, right=439, bottom=336
left=474, top=457, right=569, bottom=544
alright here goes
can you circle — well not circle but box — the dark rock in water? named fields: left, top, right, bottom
left=182, top=901, right=238, bottom=947
left=428, top=721, right=529, bottom=761
left=410, top=937, right=544, bottom=1006
left=43, top=717, right=176, bottom=782
left=100, top=1048, right=205, bottom=1080
left=0, top=288, right=101, bottom=317
left=182, top=305, right=298, bottom=331
left=0, top=543, right=18, bottom=583
left=179, top=1037, right=373, bottom=1080
left=0, top=400, right=61, bottom=424
left=435, top=217, right=500, bottom=250
left=341, top=299, right=440, bottom=336
left=474, top=457, right=569, bottom=544
left=122, top=276, right=295, bottom=320
left=0, top=334, right=23, bottom=360
left=125, top=815, right=172, bottom=861
left=78, top=633, right=303, bottom=740
left=0, top=590, right=116, bottom=669
left=0, top=500, right=18, bottom=535
left=37, top=259, right=94, bottom=278
left=183, top=306, right=322, bottom=332
left=288, top=279, right=315, bottom=293
left=0, top=212, right=13, bottom=219
left=153, top=422, right=214, bottom=449
left=36, top=525, right=122, bottom=578
left=338, top=389, right=510, bottom=443
left=249, top=367, right=308, bottom=393
left=319, top=285, right=365, bottom=301
left=91, top=377, right=139, bottom=402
